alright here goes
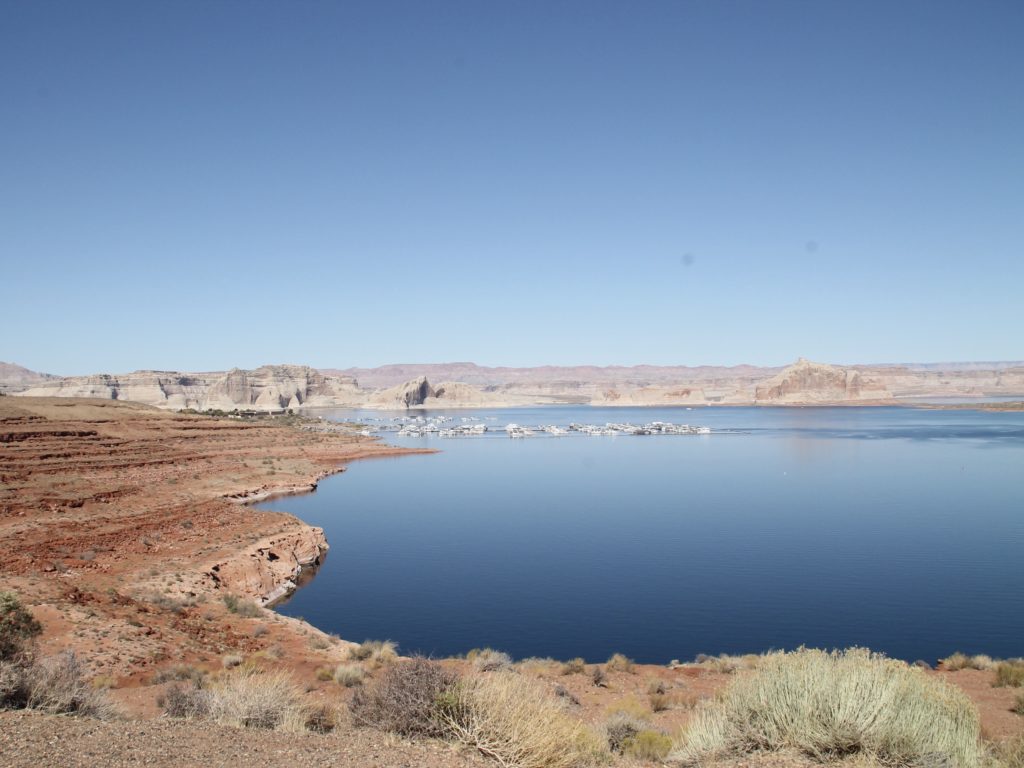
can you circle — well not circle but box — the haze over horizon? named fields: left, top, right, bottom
left=3, top=1, right=1023, bottom=376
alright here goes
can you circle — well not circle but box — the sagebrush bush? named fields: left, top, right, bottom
left=349, top=657, right=457, bottom=737
left=333, top=663, right=365, bottom=687
left=671, top=648, right=983, bottom=768
left=605, top=710, right=647, bottom=753
left=0, top=592, right=42, bottom=661
left=994, top=660, right=1024, bottom=688
left=439, top=670, right=605, bottom=768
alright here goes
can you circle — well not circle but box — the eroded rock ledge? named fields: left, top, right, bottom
left=207, top=524, right=328, bottom=605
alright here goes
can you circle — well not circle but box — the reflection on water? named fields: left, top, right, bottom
left=258, top=406, right=1024, bottom=663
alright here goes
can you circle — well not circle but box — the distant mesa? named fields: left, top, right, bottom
left=753, top=358, right=892, bottom=403
left=5, top=358, right=1024, bottom=410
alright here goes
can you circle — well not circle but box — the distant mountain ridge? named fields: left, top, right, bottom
left=6, top=359, right=1024, bottom=410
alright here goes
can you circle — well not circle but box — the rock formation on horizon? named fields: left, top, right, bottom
left=754, top=358, right=892, bottom=403
left=9, top=358, right=1024, bottom=410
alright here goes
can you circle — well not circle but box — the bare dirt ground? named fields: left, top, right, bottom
left=1, top=397, right=1021, bottom=767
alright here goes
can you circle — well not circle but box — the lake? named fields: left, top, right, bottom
left=257, top=406, right=1024, bottom=664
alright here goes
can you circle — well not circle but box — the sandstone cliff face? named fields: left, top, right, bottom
left=17, top=365, right=365, bottom=411
left=755, top=359, right=891, bottom=403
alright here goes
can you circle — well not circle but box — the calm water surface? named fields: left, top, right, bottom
left=257, top=406, right=1024, bottom=663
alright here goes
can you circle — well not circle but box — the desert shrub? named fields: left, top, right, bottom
left=334, top=663, right=366, bottom=687
left=1011, top=691, right=1024, bottom=716
left=208, top=668, right=306, bottom=730
left=470, top=648, right=513, bottom=673
left=591, top=666, right=607, bottom=687
left=222, top=594, right=262, bottom=618
left=160, top=683, right=211, bottom=719
left=349, top=657, right=457, bottom=737
left=348, top=639, right=398, bottom=665
left=23, top=651, right=113, bottom=718
left=995, top=661, right=1024, bottom=688
left=561, top=657, right=586, bottom=675
left=605, top=710, right=647, bottom=753
left=315, top=666, right=334, bottom=682
left=606, top=653, right=634, bottom=673
left=942, top=653, right=994, bottom=671
left=0, top=592, right=42, bottom=661
left=439, top=670, right=605, bottom=768
left=671, top=648, right=983, bottom=768
left=222, top=654, right=244, bottom=669
left=623, top=729, right=673, bottom=761
left=252, top=624, right=269, bottom=638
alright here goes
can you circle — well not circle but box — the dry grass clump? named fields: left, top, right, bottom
left=942, top=652, right=995, bottom=671
left=333, top=663, right=366, bottom=687
left=560, top=657, right=586, bottom=675
left=350, top=657, right=457, bottom=738
left=994, top=660, right=1024, bottom=688
left=222, top=594, right=262, bottom=618
left=994, top=734, right=1024, bottom=768
left=208, top=668, right=307, bottom=731
left=439, top=670, right=604, bottom=768
left=348, top=639, right=398, bottom=666
left=1013, top=692, right=1024, bottom=717
left=606, top=653, right=634, bottom=673
left=467, top=648, right=513, bottom=673
left=649, top=692, right=670, bottom=712
left=671, top=648, right=983, bottom=768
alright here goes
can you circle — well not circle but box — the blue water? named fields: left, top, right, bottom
left=257, top=406, right=1024, bottom=664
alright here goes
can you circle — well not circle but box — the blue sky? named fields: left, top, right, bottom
left=2, top=1, right=1022, bottom=375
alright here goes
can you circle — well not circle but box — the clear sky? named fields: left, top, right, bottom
left=2, top=1, right=1022, bottom=375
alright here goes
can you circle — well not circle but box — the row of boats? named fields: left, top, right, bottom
left=391, top=420, right=712, bottom=438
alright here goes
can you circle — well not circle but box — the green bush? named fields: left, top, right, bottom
left=671, top=647, right=983, bottom=768
left=0, top=592, right=42, bottom=661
